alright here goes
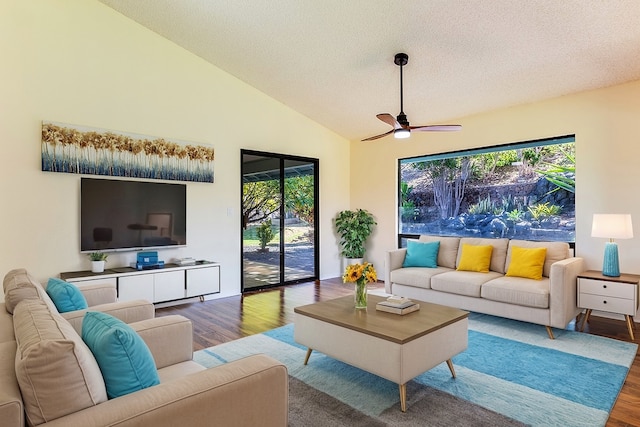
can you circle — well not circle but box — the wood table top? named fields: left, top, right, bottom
left=578, top=270, right=640, bottom=284
left=294, top=294, right=468, bottom=344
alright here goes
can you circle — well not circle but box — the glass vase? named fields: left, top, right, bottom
left=354, top=281, right=368, bottom=309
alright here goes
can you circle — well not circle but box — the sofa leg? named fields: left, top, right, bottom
left=545, top=326, right=555, bottom=339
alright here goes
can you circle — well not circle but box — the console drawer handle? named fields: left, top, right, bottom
left=603, top=300, right=607, bottom=304
left=603, top=284, right=607, bottom=289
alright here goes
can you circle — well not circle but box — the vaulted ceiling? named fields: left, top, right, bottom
left=100, top=0, right=640, bottom=141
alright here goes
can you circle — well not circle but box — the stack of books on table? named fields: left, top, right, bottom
left=376, top=296, right=420, bottom=315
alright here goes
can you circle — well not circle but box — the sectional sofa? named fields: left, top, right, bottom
left=385, top=236, right=585, bottom=338
left=0, top=269, right=288, bottom=426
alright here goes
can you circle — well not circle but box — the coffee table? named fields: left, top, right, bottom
left=294, top=294, right=468, bottom=412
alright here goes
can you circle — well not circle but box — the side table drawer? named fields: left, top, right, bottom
left=578, top=278, right=635, bottom=299
left=578, top=293, right=636, bottom=315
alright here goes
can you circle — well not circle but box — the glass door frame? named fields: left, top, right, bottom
left=241, top=149, right=319, bottom=292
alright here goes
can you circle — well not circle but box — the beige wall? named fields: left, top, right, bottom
left=352, top=79, right=640, bottom=284
left=0, top=0, right=350, bottom=299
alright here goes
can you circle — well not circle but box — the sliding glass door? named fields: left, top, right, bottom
left=241, top=150, right=318, bottom=291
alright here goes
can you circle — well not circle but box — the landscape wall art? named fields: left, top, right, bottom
left=41, top=121, right=215, bottom=183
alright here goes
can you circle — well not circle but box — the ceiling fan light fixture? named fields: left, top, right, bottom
left=394, top=128, right=410, bottom=139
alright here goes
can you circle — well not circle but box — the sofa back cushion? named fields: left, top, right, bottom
left=3, top=269, right=57, bottom=314
left=3, top=269, right=39, bottom=314
left=418, top=235, right=460, bottom=269
left=13, top=299, right=107, bottom=425
left=456, top=238, right=509, bottom=274
left=506, top=240, right=570, bottom=278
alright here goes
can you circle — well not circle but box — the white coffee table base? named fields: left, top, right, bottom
left=294, top=313, right=468, bottom=412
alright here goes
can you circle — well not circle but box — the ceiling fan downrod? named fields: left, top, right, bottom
left=394, top=53, right=410, bottom=137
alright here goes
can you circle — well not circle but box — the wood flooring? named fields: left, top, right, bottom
left=155, top=278, right=640, bottom=427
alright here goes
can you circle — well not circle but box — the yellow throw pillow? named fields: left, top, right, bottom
left=506, top=246, right=547, bottom=280
left=456, top=244, right=493, bottom=273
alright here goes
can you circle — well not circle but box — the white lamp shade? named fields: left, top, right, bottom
left=591, top=214, right=634, bottom=239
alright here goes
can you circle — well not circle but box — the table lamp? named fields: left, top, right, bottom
left=591, top=214, right=633, bottom=277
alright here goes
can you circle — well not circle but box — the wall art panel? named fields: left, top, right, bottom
left=41, top=121, right=214, bottom=183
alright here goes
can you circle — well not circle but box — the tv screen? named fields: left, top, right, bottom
left=81, top=178, right=187, bottom=252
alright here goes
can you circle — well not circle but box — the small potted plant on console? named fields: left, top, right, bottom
left=88, top=251, right=108, bottom=273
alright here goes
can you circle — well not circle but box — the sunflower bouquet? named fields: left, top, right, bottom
left=343, top=262, right=377, bottom=308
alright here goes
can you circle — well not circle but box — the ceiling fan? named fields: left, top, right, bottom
left=362, top=53, right=462, bottom=142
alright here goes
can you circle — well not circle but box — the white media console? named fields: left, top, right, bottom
left=60, top=261, right=220, bottom=305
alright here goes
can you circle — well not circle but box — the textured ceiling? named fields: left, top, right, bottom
left=99, top=0, right=640, bottom=141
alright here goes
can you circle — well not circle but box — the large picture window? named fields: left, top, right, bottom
left=398, top=135, right=575, bottom=246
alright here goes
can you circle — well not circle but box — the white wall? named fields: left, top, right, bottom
left=351, top=79, right=640, bottom=314
left=0, top=0, right=350, bottom=300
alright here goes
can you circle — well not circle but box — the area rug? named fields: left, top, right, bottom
left=193, top=313, right=637, bottom=426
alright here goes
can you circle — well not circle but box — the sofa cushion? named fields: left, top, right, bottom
left=0, top=340, right=23, bottom=427
left=505, top=246, right=547, bottom=280
left=157, top=360, right=206, bottom=383
left=13, top=299, right=107, bottom=425
left=3, top=269, right=40, bottom=314
left=431, top=270, right=503, bottom=297
left=419, top=235, right=460, bottom=269
left=3, top=269, right=59, bottom=316
left=506, top=240, right=569, bottom=278
left=457, top=238, right=509, bottom=274
left=481, top=276, right=550, bottom=308
left=46, top=278, right=88, bottom=313
left=390, top=267, right=452, bottom=289
left=0, top=304, right=14, bottom=343
left=402, top=240, right=439, bottom=268
left=457, top=244, right=493, bottom=273
left=82, top=311, right=160, bottom=399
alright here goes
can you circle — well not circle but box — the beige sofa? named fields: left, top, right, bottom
left=385, top=236, right=585, bottom=339
left=1, top=269, right=288, bottom=426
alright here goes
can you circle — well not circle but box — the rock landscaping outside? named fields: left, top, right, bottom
left=400, top=142, right=575, bottom=242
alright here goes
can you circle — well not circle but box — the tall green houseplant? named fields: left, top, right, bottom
left=334, top=209, right=376, bottom=259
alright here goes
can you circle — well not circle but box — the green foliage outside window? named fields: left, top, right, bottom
left=256, top=219, right=276, bottom=250
left=398, top=137, right=575, bottom=243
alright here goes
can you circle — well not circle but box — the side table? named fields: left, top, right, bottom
left=577, top=270, right=639, bottom=340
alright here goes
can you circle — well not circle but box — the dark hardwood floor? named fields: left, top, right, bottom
left=155, top=278, right=640, bottom=427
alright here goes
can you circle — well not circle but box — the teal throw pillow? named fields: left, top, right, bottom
left=402, top=240, right=440, bottom=268
left=82, top=311, right=160, bottom=399
left=46, top=278, right=88, bottom=313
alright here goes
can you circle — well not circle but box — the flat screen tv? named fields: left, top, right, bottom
left=81, top=178, right=187, bottom=252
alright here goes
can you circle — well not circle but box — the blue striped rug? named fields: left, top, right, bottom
left=194, top=313, right=637, bottom=426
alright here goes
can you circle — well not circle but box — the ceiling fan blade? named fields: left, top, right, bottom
left=410, top=124, right=462, bottom=132
left=361, top=129, right=394, bottom=141
left=376, top=113, right=401, bottom=129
